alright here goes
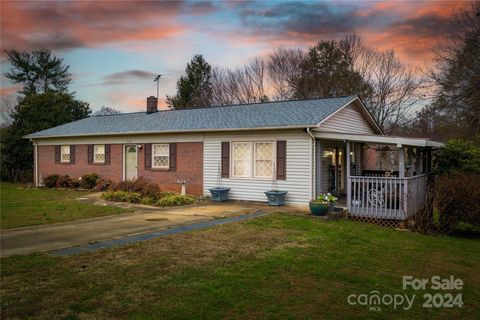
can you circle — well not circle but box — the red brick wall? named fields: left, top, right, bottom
left=37, top=145, right=124, bottom=182
left=138, top=142, right=203, bottom=195
left=36, top=142, right=203, bottom=195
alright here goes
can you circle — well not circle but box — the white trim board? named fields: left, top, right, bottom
left=313, top=131, right=444, bottom=148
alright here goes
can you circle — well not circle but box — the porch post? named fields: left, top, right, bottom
left=398, top=145, right=405, bottom=178
left=426, top=148, right=432, bottom=173
left=398, top=145, right=408, bottom=218
left=346, top=141, right=351, bottom=211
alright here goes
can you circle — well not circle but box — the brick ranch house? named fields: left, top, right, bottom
left=26, top=95, right=442, bottom=221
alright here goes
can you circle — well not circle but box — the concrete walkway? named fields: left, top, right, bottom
left=1, top=193, right=307, bottom=257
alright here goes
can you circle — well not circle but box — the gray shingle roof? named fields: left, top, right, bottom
left=26, top=96, right=356, bottom=138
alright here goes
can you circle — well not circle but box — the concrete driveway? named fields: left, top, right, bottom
left=0, top=194, right=266, bottom=257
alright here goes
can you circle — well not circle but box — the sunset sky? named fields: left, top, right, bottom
left=0, top=0, right=469, bottom=112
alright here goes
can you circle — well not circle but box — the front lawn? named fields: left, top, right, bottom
left=0, top=182, right=132, bottom=229
left=1, top=214, right=479, bottom=319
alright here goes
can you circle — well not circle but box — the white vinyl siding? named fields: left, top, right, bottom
left=318, top=104, right=374, bottom=134
left=94, top=144, right=105, bottom=163
left=204, top=130, right=312, bottom=204
left=60, top=145, right=70, bottom=163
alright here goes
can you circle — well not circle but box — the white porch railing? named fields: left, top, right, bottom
left=348, top=174, right=427, bottom=220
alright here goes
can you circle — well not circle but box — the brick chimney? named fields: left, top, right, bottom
left=146, top=96, right=158, bottom=114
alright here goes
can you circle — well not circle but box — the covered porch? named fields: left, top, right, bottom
left=312, top=131, right=443, bottom=221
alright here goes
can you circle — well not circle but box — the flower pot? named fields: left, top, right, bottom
left=264, top=190, right=288, bottom=206
left=309, top=202, right=330, bottom=216
left=209, top=187, right=231, bottom=202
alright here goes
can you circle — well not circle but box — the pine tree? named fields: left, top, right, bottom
left=4, top=48, right=72, bottom=95
left=166, top=55, right=213, bottom=109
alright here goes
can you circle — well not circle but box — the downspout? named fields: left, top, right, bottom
left=31, top=138, right=38, bottom=187
left=306, top=128, right=316, bottom=200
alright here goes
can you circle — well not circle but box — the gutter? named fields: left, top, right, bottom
left=30, top=138, right=38, bottom=187
left=24, top=125, right=319, bottom=140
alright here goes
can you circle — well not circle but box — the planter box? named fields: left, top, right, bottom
left=209, top=187, right=231, bottom=202
left=264, top=190, right=288, bottom=206
left=309, top=202, right=330, bottom=216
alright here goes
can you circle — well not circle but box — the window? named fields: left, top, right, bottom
left=152, top=144, right=169, bottom=168
left=232, top=141, right=275, bottom=178
left=254, top=142, right=274, bottom=178
left=60, top=145, right=70, bottom=163
left=232, top=142, right=252, bottom=177
left=94, top=144, right=105, bottom=163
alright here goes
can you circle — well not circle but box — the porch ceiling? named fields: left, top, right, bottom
left=312, top=131, right=444, bottom=148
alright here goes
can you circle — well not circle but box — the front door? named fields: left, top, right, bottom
left=326, top=146, right=346, bottom=196
left=124, top=145, right=137, bottom=180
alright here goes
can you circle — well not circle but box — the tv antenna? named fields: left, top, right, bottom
left=153, top=73, right=172, bottom=99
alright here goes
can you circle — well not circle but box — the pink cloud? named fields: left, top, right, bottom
left=0, top=85, right=20, bottom=97
left=1, top=1, right=187, bottom=52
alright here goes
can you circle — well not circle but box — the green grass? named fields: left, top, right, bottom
left=1, top=214, right=479, bottom=319
left=0, top=182, right=132, bottom=229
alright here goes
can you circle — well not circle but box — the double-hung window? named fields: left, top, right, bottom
left=94, top=144, right=105, bottom=163
left=254, top=142, right=274, bottom=178
left=232, top=141, right=275, bottom=179
left=232, top=142, right=252, bottom=178
left=152, top=144, right=169, bottom=169
left=60, top=145, right=70, bottom=163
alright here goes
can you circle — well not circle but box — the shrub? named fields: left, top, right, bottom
left=80, top=173, right=99, bottom=189
left=140, top=197, right=156, bottom=205
left=69, top=179, right=81, bottom=188
left=435, top=172, right=480, bottom=233
left=435, top=140, right=480, bottom=174
left=102, top=191, right=142, bottom=204
left=114, top=177, right=161, bottom=198
left=93, top=179, right=114, bottom=192
left=102, top=190, right=197, bottom=207
left=114, top=179, right=140, bottom=193
left=156, top=195, right=197, bottom=207
left=44, top=175, right=59, bottom=188
left=57, top=175, right=72, bottom=188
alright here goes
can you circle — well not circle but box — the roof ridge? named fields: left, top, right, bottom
left=156, top=95, right=356, bottom=113
left=91, top=111, right=145, bottom=118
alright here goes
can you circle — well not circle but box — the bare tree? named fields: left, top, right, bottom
left=428, top=1, right=480, bottom=138
left=94, top=106, right=121, bottom=116
left=338, top=34, right=423, bottom=132
left=0, top=97, right=16, bottom=127
left=363, top=49, right=422, bottom=132
left=211, top=58, right=268, bottom=105
left=267, top=48, right=305, bottom=100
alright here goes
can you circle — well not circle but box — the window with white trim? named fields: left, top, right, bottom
left=152, top=144, right=169, bottom=169
left=254, top=142, right=274, bottom=178
left=60, top=145, right=70, bottom=163
left=232, top=141, right=275, bottom=178
left=232, top=142, right=252, bottom=177
left=94, top=144, right=105, bottom=163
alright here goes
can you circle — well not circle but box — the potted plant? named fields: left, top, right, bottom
left=309, top=193, right=337, bottom=216
left=265, top=189, right=288, bottom=206
left=264, top=176, right=288, bottom=206
left=209, top=162, right=230, bottom=202
left=209, top=186, right=231, bottom=202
